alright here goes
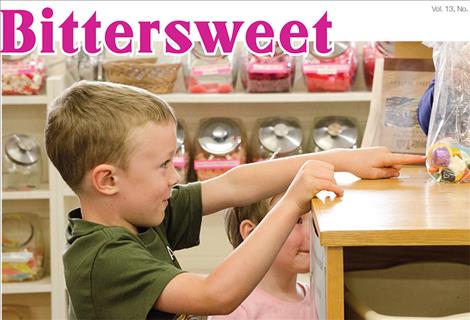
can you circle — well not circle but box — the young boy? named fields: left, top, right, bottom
left=45, top=81, right=424, bottom=320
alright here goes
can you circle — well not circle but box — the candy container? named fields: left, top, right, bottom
left=2, top=134, right=42, bottom=190
left=302, top=42, right=358, bottom=92
left=252, top=117, right=303, bottom=161
left=2, top=212, right=45, bottom=282
left=363, top=42, right=394, bottom=90
left=241, top=44, right=295, bottom=93
left=425, top=42, right=470, bottom=183
left=194, top=118, right=247, bottom=181
left=183, top=42, right=236, bottom=94
left=308, top=116, right=358, bottom=152
left=173, top=121, right=190, bottom=183
left=2, top=54, right=46, bottom=95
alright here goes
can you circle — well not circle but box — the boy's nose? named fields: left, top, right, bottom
left=169, top=164, right=181, bottom=186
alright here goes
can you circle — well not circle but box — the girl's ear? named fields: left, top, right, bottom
left=91, top=164, right=119, bottom=195
left=239, top=219, right=257, bottom=241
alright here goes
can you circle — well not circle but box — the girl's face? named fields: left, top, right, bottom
left=270, top=196, right=310, bottom=274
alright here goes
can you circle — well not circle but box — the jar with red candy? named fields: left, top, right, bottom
left=302, top=42, right=358, bottom=92
left=363, top=41, right=395, bottom=90
left=183, top=42, right=236, bottom=94
left=241, top=44, right=295, bottom=93
left=2, top=54, right=46, bottom=95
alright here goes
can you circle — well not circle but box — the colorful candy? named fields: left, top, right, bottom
left=427, top=138, right=470, bottom=183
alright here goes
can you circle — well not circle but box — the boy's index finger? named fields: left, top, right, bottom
left=382, top=154, right=426, bottom=167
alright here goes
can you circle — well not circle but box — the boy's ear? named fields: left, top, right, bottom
left=239, top=219, right=257, bottom=241
left=91, top=164, right=119, bottom=195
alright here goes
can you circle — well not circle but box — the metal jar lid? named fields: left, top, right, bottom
left=313, top=116, right=358, bottom=150
left=176, top=122, right=185, bottom=150
left=258, top=118, right=303, bottom=154
left=4, top=134, right=40, bottom=166
left=198, top=118, right=241, bottom=155
left=192, top=42, right=225, bottom=58
left=311, top=41, right=350, bottom=59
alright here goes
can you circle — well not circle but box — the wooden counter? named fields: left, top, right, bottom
left=310, top=166, right=470, bottom=319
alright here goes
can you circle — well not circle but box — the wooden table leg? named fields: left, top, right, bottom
left=326, top=247, right=344, bottom=320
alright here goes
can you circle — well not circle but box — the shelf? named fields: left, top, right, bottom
left=2, top=185, right=51, bottom=200
left=2, top=276, right=52, bottom=294
left=2, top=95, right=49, bottom=106
left=159, top=92, right=372, bottom=104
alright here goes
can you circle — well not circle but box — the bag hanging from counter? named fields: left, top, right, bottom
left=426, top=42, right=470, bottom=183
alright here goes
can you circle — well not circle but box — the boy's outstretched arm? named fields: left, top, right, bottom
left=155, top=160, right=343, bottom=316
left=201, top=146, right=425, bottom=214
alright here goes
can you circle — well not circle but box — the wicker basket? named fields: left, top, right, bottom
left=103, top=58, right=181, bottom=94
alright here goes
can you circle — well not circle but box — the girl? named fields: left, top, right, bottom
left=209, top=194, right=314, bottom=320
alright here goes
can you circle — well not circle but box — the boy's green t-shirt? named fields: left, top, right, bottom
left=64, top=182, right=202, bottom=320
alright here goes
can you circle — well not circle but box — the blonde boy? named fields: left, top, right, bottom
left=45, top=81, right=424, bottom=319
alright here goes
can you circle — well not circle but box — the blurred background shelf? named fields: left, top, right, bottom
left=2, top=276, right=52, bottom=294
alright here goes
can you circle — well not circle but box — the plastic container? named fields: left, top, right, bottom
left=2, top=54, right=46, bottom=95
left=252, top=117, right=303, bottom=161
left=103, top=57, right=181, bottom=94
left=308, top=116, right=358, bottom=152
left=2, top=134, right=42, bottom=190
left=241, top=44, right=295, bottom=93
left=173, top=121, right=190, bottom=183
left=194, top=118, right=247, bottom=181
left=2, top=212, right=45, bottom=282
left=183, top=42, right=236, bottom=93
left=363, top=42, right=395, bottom=90
left=302, top=42, right=358, bottom=92
left=345, top=262, right=470, bottom=319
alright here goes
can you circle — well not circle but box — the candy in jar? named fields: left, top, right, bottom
left=2, top=212, right=45, bottom=282
left=194, top=118, right=247, bottom=181
left=173, top=121, right=190, bottom=183
left=241, top=44, right=295, bottom=93
left=302, top=42, right=358, bottom=92
left=2, top=54, right=46, bottom=95
left=362, top=41, right=394, bottom=90
left=253, top=117, right=303, bottom=161
left=183, top=42, right=236, bottom=94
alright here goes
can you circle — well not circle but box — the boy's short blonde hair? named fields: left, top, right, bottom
left=225, top=199, right=271, bottom=249
left=45, top=81, right=176, bottom=192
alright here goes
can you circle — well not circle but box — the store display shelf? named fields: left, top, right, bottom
left=2, top=95, right=49, bottom=106
left=2, top=185, right=51, bottom=200
left=160, top=91, right=372, bottom=104
left=2, top=276, right=52, bottom=294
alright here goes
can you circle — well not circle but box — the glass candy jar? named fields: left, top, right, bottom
left=173, top=121, right=190, bottom=183
left=309, top=116, right=358, bottom=152
left=183, top=42, right=236, bottom=93
left=194, top=118, right=247, bottom=181
left=253, top=117, right=303, bottom=161
left=241, top=44, right=295, bottom=93
left=2, top=134, right=41, bottom=190
left=363, top=41, right=395, bottom=90
left=2, top=212, right=45, bottom=282
left=302, top=42, right=358, bottom=92
left=2, top=54, right=46, bottom=95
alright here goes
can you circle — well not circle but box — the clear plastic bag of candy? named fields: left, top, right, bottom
left=425, top=42, right=470, bottom=183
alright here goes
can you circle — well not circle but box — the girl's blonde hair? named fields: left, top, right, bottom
left=45, top=81, right=176, bottom=193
